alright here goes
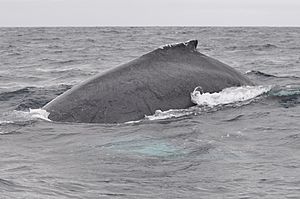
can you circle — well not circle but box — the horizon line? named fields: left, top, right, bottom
left=1, top=25, right=300, bottom=28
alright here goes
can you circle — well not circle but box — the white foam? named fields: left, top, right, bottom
left=28, top=108, right=51, bottom=121
left=0, top=120, right=14, bottom=125
left=145, top=109, right=193, bottom=121
left=191, top=85, right=272, bottom=107
left=144, top=85, right=272, bottom=121
left=10, top=109, right=51, bottom=122
left=0, top=109, right=51, bottom=132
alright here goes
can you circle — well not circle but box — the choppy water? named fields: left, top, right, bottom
left=0, top=27, right=300, bottom=198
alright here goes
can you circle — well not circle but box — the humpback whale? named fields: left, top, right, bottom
left=43, top=40, right=254, bottom=123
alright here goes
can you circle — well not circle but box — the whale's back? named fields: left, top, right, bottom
left=43, top=40, right=253, bottom=123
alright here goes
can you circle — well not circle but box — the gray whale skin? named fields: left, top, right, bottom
left=43, top=40, right=254, bottom=123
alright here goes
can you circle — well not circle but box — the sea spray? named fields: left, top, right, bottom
left=28, top=108, right=51, bottom=121
left=191, top=86, right=272, bottom=107
left=146, top=86, right=272, bottom=121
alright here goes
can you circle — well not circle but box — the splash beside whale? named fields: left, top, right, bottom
left=43, top=40, right=254, bottom=123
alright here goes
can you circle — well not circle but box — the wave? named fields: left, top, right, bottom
left=19, top=109, right=50, bottom=121
left=99, top=29, right=122, bottom=34
left=1, top=109, right=50, bottom=123
left=0, top=109, right=49, bottom=135
left=54, top=60, right=78, bottom=64
left=269, top=85, right=300, bottom=100
left=246, top=70, right=300, bottom=79
left=86, top=38, right=96, bottom=43
left=226, top=44, right=278, bottom=51
left=270, top=86, right=300, bottom=97
left=269, top=85, right=300, bottom=108
left=0, top=85, right=72, bottom=110
left=0, top=87, right=34, bottom=101
left=245, top=70, right=277, bottom=77
left=248, top=44, right=278, bottom=50
left=31, top=37, right=60, bottom=41
left=40, top=58, right=83, bottom=65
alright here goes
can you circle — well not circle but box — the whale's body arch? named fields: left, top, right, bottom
left=43, top=40, right=254, bottom=123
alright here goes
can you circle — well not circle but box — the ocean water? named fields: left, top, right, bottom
left=0, top=27, right=300, bottom=198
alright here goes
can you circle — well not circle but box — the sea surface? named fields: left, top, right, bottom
left=0, top=27, right=300, bottom=198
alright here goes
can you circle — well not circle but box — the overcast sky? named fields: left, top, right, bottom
left=0, top=0, right=299, bottom=27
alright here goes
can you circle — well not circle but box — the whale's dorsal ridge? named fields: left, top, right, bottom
left=158, top=40, right=198, bottom=51
left=44, top=40, right=254, bottom=124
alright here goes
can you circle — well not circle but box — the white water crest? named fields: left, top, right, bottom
left=145, top=109, right=195, bottom=121
left=145, top=85, right=272, bottom=121
left=28, top=108, right=51, bottom=121
left=7, top=109, right=52, bottom=122
left=191, top=86, right=272, bottom=107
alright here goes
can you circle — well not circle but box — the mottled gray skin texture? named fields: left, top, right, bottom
left=43, top=40, right=254, bottom=123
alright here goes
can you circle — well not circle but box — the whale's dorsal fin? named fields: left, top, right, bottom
left=159, top=40, right=198, bottom=51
